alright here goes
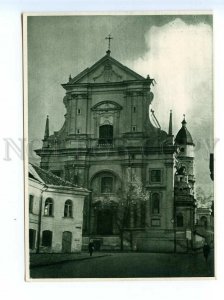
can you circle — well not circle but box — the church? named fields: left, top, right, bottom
left=35, top=44, right=196, bottom=252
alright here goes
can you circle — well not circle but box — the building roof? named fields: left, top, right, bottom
left=29, top=163, right=88, bottom=192
left=175, top=117, right=194, bottom=145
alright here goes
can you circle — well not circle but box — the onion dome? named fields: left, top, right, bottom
left=175, top=115, right=194, bottom=145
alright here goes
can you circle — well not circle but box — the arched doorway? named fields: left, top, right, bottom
left=90, top=170, right=121, bottom=236
left=62, top=231, right=72, bottom=253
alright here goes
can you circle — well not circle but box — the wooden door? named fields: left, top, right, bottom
left=62, top=231, right=72, bottom=253
left=97, top=210, right=113, bottom=235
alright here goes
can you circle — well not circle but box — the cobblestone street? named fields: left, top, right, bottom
left=30, top=251, right=214, bottom=279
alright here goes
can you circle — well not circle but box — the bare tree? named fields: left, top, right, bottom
left=114, top=169, right=149, bottom=251
left=92, top=168, right=149, bottom=251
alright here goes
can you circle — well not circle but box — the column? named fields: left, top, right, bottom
left=69, top=95, right=77, bottom=134
left=123, top=92, right=128, bottom=133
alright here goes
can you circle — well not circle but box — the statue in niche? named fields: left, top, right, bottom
left=146, top=75, right=156, bottom=86
left=178, top=165, right=187, bottom=175
left=73, top=173, right=79, bottom=185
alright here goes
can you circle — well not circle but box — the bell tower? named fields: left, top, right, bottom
left=174, top=115, right=196, bottom=250
left=175, top=115, right=195, bottom=190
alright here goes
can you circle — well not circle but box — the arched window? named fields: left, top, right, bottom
left=64, top=200, right=73, bottom=217
left=151, top=193, right=160, bottom=214
left=44, top=198, right=53, bottom=216
left=99, top=124, right=113, bottom=145
left=176, top=213, right=184, bottom=227
left=42, top=230, right=52, bottom=247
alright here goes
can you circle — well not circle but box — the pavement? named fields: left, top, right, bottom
left=30, top=252, right=110, bottom=268
left=29, top=251, right=214, bottom=279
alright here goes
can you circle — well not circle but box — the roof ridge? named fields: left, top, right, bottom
left=29, top=163, right=45, bottom=184
left=30, top=163, right=79, bottom=188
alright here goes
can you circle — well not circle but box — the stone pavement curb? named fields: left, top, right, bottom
left=30, top=254, right=111, bottom=268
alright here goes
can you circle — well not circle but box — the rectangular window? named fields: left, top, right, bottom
left=77, top=129, right=80, bottom=134
left=150, top=170, right=162, bottom=183
left=29, top=195, right=34, bottom=213
left=132, top=125, right=136, bottom=132
left=77, top=108, right=81, bottom=115
left=101, top=177, right=113, bottom=193
left=133, top=106, right=136, bottom=113
left=151, top=219, right=160, bottom=227
left=151, top=193, right=160, bottom=214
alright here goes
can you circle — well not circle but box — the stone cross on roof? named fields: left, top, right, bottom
left=105, top=34, right=113, bottom=52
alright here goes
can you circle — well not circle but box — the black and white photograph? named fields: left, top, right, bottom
left=24, top=13, right=214, bottom=279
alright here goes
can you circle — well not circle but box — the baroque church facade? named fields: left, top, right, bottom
left=36, top=49, right=196, bottom=252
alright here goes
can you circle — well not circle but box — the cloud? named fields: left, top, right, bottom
left=126, top=18, right=212, bottom=133
left=126, top=18, right=213, bottom=192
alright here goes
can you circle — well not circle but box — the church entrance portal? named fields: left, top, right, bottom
left=97, top=210, right=113, bottom=235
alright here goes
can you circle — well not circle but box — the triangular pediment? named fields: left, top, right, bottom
left=67, top=53, right=145, bottom=85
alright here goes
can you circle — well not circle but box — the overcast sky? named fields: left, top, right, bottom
left=28, top=14, right=213, bottom=194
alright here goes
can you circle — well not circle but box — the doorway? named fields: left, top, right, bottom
left=97, top=210, right=113, bottom=235
left=62, top=231, right=72, bottom=253
left=29, top=229, right=36, bottom=250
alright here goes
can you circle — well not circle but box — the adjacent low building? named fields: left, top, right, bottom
left=29, top=163, right=89, bottom=253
